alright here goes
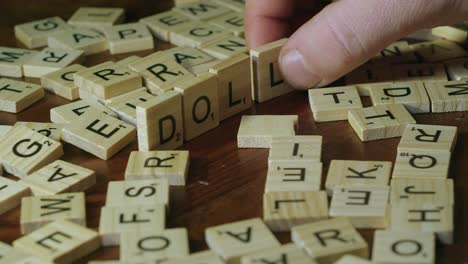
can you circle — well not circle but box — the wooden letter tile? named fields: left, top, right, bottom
left=174, top=1, right=231, bottom=21
left=208, top=12, right=244, bottom=37
left=62, top=111, right=136, bottom=160
left=329, top=185, right=390, bottom=229
left=104, top=23, right=154, bottom=55
left=174, top=72, right=220, bottom=140
left=205, top=218, right=280, bottom=264
left=444, top=58, right=468, bottom=81
left=390, top=201, right=453, bottom=244
left=48, top=28, right=108, bottom=55
left=201, top=35, right=247, bottom=59
left=373, top=41, right=418, bottom=64
left=345, top=64, right=393, bottom=94
left=14, top=17, right=71, bottom=49
left=0, top=126, right=63, bottom=178
left=99, top=204, right=165, bottom=246
left=250, top=38, right=293, bottom=103
left=263, top=191, right=329, bottom=232
left=23, top=48, right=83, bottom=78
left=0, top=47, right=38, bottom=78
left=265, top=160, right=322, bottom=193
left=116, top=55, right=141, bottom=66
left=0, top=78, right=44, bottom=113
left=74, top=61, right=142, bottom=100
left=161, top=46, right=216, bottom=68
left=0, top=125, right=12, bottom=139
left=390, top=178, right=454, bottom=205
left=164, top=250, right=224, bottom=264
left=41, top=64, right=87, bottom=100
left=106, top=88, right=155, bottom=126
left=424, top=80, right=468, bottom=112
left=241, top=243, right=318, bottom=264
left=20, top=192, right=86, bottom=234
left=106, top=179, right=169, bottom=208
left=129, top=53, right=195, bottom=95
left=15, top=122, right=64, bottom=142
left=391, top=63, right=447, bottom=82
left=368, top=82, right=430, bottom=114
left=120, top=228, right=189, bottom=263
left=309, top=86, right=363, bottom=122
left=411, top=39, right=468, bottom=62
left=372, top=230, right=434, bottom=264
left=169, top=22, right=231, bottom=48
left=0, top=248, right=51, bottom=264
left=432, top=23, right=468, bottom=43
left=0, top=176, right=31, bottom=216
left=291, top=218, right=368, bottom=264
left=392, top=149, right=450, bottom=179
left=139, top=10, right=193, bottom=42
left=268, top=136, right=322, bottom=162
left=125, top=150, right=189, bottom=186
left=13, top=220, right=100, bottom=264
left=398, top=124, right=458, bottom=152
left=237, top=115, right=298, bottom=148
left=50, top=99, right=117, bottom=124
left=20, top=160, right=96, bottom=196
left=136, top=91, right=184, bottom=151
left=325, top=160, right=392, bottom=196
left=209, top=53, right=252, bottom=120
left=348, top=104, right=416, bottom=141
left=67, top=7, right=125, bottom=30
left=335, top=255, right=373, bottom=264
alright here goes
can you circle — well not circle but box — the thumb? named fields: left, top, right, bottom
left=279, top=0, right=468, bottom=89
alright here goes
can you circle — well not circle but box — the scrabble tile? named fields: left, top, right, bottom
left=0, top=241, right=13, bottom=258
left=174, top=1, right=231, bottom=20
left=205, top=218, right=280, bottom=264
left=125, top=151, right=189, bottom=186
left=14, top=17, right=71, bottom=49
left=186, top=60, right=221, bottom=75
left=62, top=111, right=136, bottom=160
left=345, top=63, right=392, bottom=89
left=291, top=218, right=368, bottom=263
left=411, top=39, right=468, bottom=62
left=0, top=47, right=38, bottom=77
left=424, top=80, right=468, bottom=112
left=50, top=99, right=117, bottom=124
left=67, top=7, right=125, bottom=29
left=391, top=63, right=447, bottom=82
left=329, top=185, right=390, bottom=229
left=213, top=0, right=245, bottom=11
left=105, top=179, right=169, bottom=208
left=129, top=52, right=195, bottom=95
left=390, top=178, right=454, bottom=205
left=392, top=149, right=450, bottom=179
left=136, top=91, right=184, bottom=151
left=372, top=230, right=434, bottom=264
left=106, top=88, right=155, bottom=126
left=104, top=23, right=154, bottom=55
left=432, top=23, right=468, bottom=43
left=20, top=192, right=86, bottom=234
left=19, top=160, right=95, bottom=196
left=0, top=247, right=53, bottom=264
left=116, top=55, right=141, bottom=66
left=0, top=127, right=63, bottom=178
left=368, top=82, right=430, bottom=114
left=99, top=204, right=165, bottom=246
left=265, top=160, right=322, bottom=193
left=354, top=82, right=394, bottom=97
left=13, top=220, right=100, bottom=264
left=41, top=64, right=87, bottom=100
left=208, top=11, right=244, bottom=37
left=139, top=10, right=193, bottom=42
left=14, top=122, right=64, bottom=142
left=0, top=176, right=31, bottom=216
left=251, top=38, right=293, bottom=103
left=268, top=136, right=322, bottom=162
left=309, top=86, right=363, bottom=122
left=174, top=72, right=220, bottom=140
left=325, top=160, right=392, bottom=196
left=170, top=22, right=231, bottom=48
left=335, top=255, right=373, bottom=264
left=74, top=61, right=143, bottom=100
left=263, top=191, right=329, bottom=231
left=163, top=250, right=224, bottom=264
left=201, top=35, right=247, bottom=59
left=390, top=201, right=453, bottom=244
left=209, top=53, right=252, bottom=120
left=348, top=104, right=416, bottom=142
left=241, top=243, right=317, bottom=264
left=398, top=124, right=458, bottom=152
left=237, top=115, right=298, bottom=148
left=445, top=58, right=468, bottom=81
left=373, top=41, right=418, bottom=64
left=0, top=125, right=12, bottom=139
left=161, top=46, right=216, bottom=68
left=48, top=28, right=108, bottom=55
left=120, top=228, right=189, bottom=262
left=0, top=78, right=44, bottom=113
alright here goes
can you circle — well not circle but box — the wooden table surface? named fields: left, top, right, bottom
left=0, top=1, right=467, bottom=263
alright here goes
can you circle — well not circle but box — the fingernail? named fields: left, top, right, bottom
left=280, top=49, right=322, bottom=89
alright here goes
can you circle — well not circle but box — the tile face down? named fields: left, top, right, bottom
left=237, top=115, right=298, bottom=148
left=15, top=16, right=71, bottom=49
left=0, top=78, right=44, bottom=113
